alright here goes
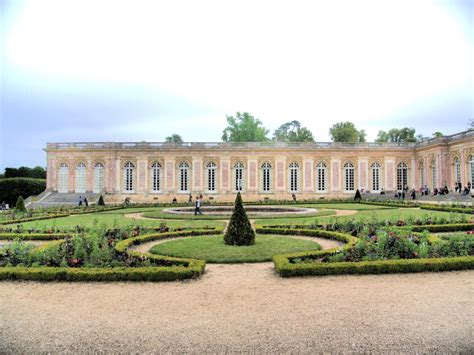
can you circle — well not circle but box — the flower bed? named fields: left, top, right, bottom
left=268, top=226, right=474, bottom=277
left=0, top=228, right=221, bottom=282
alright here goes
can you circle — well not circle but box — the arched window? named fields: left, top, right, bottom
left=179, top=162, right=190, bottom=192
left=396, top=162, right=408, bottom=190
left=453, top=157, right=461, bottom=184
left=344, top=162, right=355, bottom=192
left=469, top=155, right=474, bottom=185
left=233, top=162, right=244, bottom=192
left=150, top=162, right=162, bottom=192
left=206, top=162, right=217, bottom=192
left=288, top=162, right=299, bottom=192
left=58, top=163, right=69, bottom=193
left=431, top=160, right=437, bottom=190
left=75, top=162, right=86, bottom=193
left=316, top=162, right=327, bottom=192
left=261, top=162, right=272, bottom=192
left=124, top=162, right=135, bottom=192
left=419, top=162, right=425, bottom=188
left=93, top=162, right=105, bottom=193
left=371, top=162, right=381, bottom=192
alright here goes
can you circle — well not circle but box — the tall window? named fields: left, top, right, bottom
left=124, top=162, right=135, bottom=192
left=234, top=162, right=244, bottom=191
left=316, top=162, right=327, bottom=192
left=453, top=157, right=461, bottom=184
left=206, top=162, right=217, bottom=192
left=397, top=162, right=408, bottom=190
left=93, top=162, right=105, bottom=193
left=344, top=162, right=355, bottom=192
left=261, top=162, right=272, bottom=192
left=431, top=160, right=437, bottom=189
left=75, top=162, right=86, bottom=193
left=289, top=162, right=299, bottom=192
left=469, top=155, right=474, bottom=185
left=151, top=162, right=161, bottom=192
left=179, top=162, right=190, bottom=192
left=58, top=163, right=69, bottom=193
left=371, top=162, right=381, bottom=191
left=419, top=162, right=425, bottom=188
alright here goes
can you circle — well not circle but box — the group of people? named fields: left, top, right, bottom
left=0, top=201, right=8, bottom=211
left=454, top=181, right=472, bottom=196
left=77, top=196, right=89, bottom=207
left=421, top=181, right=473, bottom=197
left=171, top=193, right=204, bottom=215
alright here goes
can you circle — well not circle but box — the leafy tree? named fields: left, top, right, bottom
left=329, top=122, right=366, bottom=143
left=224, top=192, right=255, bottom=246
left=375, top=128, right=417, bottom=143
left=0, top=178, right=46, bottom=206
left=165, top=134, right=183, bottom=144
left=273, top=120, right=315, bottom=142
left=15, top=195, right=26, bottom=212
left=222, top=112, right=269, bottom=142
left=432, top=131, right=443, bottom=138
left=4, top=166, right=46, bottom=179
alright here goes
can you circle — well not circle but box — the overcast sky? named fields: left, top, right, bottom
left=0, top=0, right=472, bottom=170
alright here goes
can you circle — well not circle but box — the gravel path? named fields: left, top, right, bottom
left=1, top=269, right=472, bottom=353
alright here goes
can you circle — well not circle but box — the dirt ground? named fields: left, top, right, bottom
left=1, top=266, right=472, bottom=353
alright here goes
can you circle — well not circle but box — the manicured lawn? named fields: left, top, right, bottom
left=150, top=234, right=322, bottom=263
left=142, top=207, right=335, bottom=220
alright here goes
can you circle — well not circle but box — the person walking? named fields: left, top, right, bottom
left=194, top=196, right=202, bottom=215
left=78, top=196, right=83, bottom=206
left=84, top=197, right=89, bottom=207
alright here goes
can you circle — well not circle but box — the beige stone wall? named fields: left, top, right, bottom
left=45, top=133, right=474, bottom=202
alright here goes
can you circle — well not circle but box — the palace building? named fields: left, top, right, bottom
left=43, top=130, right=474, bottom=203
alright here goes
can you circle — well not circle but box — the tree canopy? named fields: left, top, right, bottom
left=222, top=112, right=269, bottom=142
left=329, top=122, right=366, bottom=143
left=3, top=166, right=46, bottom=179
left=165, top=134, right=183, bottom=144
left=375, top=128, right=417, bottom=143
left=273, top=120, right=315, bottom=142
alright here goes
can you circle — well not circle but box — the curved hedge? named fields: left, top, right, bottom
left=0, top=178, right=46, bottom=206
left=419, top=204, right=473, bottom=215
left=0, top=233, right=68, bottom=240
left=266, top=227, right=474, bottom=277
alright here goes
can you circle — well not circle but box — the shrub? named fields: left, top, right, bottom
left=224, top=192, right=255, bottom=246
left=0, top=177, right=46, bottom=206
left=15, top=196, right=26, bottom=212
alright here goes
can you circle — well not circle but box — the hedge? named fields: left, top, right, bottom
left=419, top=204, right=474, bottom=214
left=0, top=266, right=202, bottom=282
left=360, top=200, right=418, bottom=208
left=274, top=255, right=474, bottom=277
left=410, top=223, right=474, bottom=233
left=265, top=227, right=474, bottom=277
left=0, top=177, right=46, bottom=206
left=0, top=233, right=69, bottom=240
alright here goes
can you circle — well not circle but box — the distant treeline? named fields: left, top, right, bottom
left=1, top=166, right=46, bottom=179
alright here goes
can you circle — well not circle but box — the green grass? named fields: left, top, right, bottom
left=142, top=207, right=335, bottom=220
left=150, top=234, right=322, bottom=263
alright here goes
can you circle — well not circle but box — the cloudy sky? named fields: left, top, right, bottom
left=0, top=0, right=472, bottom=170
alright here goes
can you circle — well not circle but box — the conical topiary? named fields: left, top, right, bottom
left=15, top=195, right=26, bottom=212
left=224, top=192, right=255, bottom=246
left=98, top=195, right=105, bottom=206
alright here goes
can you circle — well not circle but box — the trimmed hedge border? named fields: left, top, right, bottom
left=409, top=223, right=474, bottom=233
left=0, top=229, right=223, bottom=282
left=0, top=233, right=69, bottom=240
left=264, top=227, right=474, bottom=277
left=360, top=201, right=418, bottom=208
left=419, top=204, right=474, bottom=215
left=274, top=256, right=474, bottom=277
left=0, top=206, right=125, bottom=225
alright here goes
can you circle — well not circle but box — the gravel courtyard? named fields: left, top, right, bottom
left=1, top=265, right=473, bottom=353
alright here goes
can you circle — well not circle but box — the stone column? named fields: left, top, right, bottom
left=165, top=160, right=175, bottom=194
left=137, top=159, right=147, bottom=193
left=193, top=160, right=202, bottom=192
left=358, top=158, right=368, bottom=191
left=303, top=159, right=313, bottom=192
left=221, top=159, right=230, bottom=194
left=330, top=159, right=340, bottom=192
left=86, top=157, right=93, bottom=192
left=275, top=159, right=285, bottom=192
left=385, top=158, right=395, bottom=190
left=248, top=159, right=258, bottom=192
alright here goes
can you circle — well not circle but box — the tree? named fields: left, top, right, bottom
left=375, top=128, right=417, bottom=143
left=165, top=134, right=183, bottom=144
left=432, top=131, right=443, bottom=138
left=15, top=195, right=26, bottom=212
left=273, top=120, right=315, bottom=142
left=4, top=166, right=46, bottom=179
left=329, top=122, right=366, bottom=143
left=98, top=195, right=105, bottom=206
left=224, top=192, right=255, bottom=246
left=222, top=112, right=269, bottom=142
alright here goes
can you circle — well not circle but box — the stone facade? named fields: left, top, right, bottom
left=45, top=130, right=474, bottom=203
